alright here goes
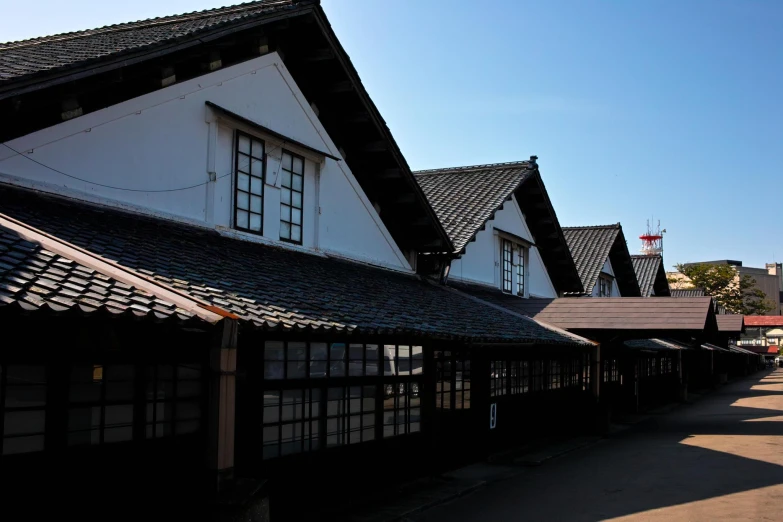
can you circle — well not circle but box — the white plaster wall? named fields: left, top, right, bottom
left=448, top=195, right=557, bottom=298
left=590, top=258, right=621, bottom=297
left=0, top=53, right=410, bottom=272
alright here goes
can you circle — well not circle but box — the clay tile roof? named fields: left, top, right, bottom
left=744, top=316, right=783, bottom=327
left=413, top=161, right=533, bottom=253
left=448, top=280, right=715, bottom=333
left=0, top=218, right=198, bottom=323
left=631, top=255, right=671, bottom=297
left=0, top=1, right=298, bottom=82
left=671, top=288, right=706, bottom=297
left=716, top=314, right=743, bottom=333
left=562, top=224, right=641, bottom=297
left=0, top=184, right=590, bottom=346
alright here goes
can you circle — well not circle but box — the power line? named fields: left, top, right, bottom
left=0, top=141, right=286, bottom=193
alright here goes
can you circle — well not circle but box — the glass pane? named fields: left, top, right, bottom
left=7, top=365, right=46, bottom=384
left=249, top=213, right=262, bottom=232
left=4, top=410, right=45, bottom=435
left=250, top=176, right=263, bottom=194
left=236, top=210, right=249, bottom=229
left=263, top=391, right=280, bottom=423
left=279, top=221, right=291, bottom=240
left=69, top=430, right=100, bottom=446
left=282, top=152, right=293, bottom=171
left=68, top=407, right=101, bottom=431
left=237, top=173, right=250, bottom=192
left=310, top=389, right=321, bottom=418
left=292, top=208, right=302, bottom=225
left=281, top=205, right=291, bottom=222
left=363, top=386, right=376, bottom=411
left=5, top=385, right=46, bottom=408
left=365, top=345, right=380, bottom=376
left=292, top=156, right=303, bottom=174
left=330, top=344, right=346, bottom=377
left=310, top=342, right=327, bottom=378
left=176, top=402, right=201, bottom=421
left=292, top=191, right=302, bottom=208
left=105, top=405, right=133, bottom=426
left=250, top=195, right=262, bottom=214
left=412, top=346, right=423, bottom=376
left=237, top=191, right=249, bottom=211
left=349, top=386, right=362, bottom=412
left=398, top=345, right=411, bottom=375
left=105, top=380, right=134, bottom=401
left=383, top=346, right=395, bottom=376
left=282, top=390, right=303, bottom=422
left=103, top=426, right=133, bottom=443
left=237, top=152, right=250, bottom=172
left=238, top=135, right=251, bottom=154
left=281, top=170, right=292, bottom=189
left=291, top=225, right=301, bottom=243
left=176, top=420, right=199, bottom=435
left=327, top=387, right=344, bottom=416
left=363, top=427, right=375, bottom=442
left=251, top=158, right=263, bottom=177
left=281, top=187, right=291, bottom=205
left=292, top=174, right=303, bottom=192
left=252, top=138, right=264, bottom=158
left=2, top=435, right=44, bottom=455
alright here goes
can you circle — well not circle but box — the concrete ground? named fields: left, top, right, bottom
left=414, top=369, right=783, bottom=522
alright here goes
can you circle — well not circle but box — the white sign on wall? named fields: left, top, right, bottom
left=489, top=403, right=497, bottom=429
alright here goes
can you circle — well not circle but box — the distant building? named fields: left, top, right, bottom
left=666, top=260, right=782, bottom=315
left=739, top=316, right=783, bottom=360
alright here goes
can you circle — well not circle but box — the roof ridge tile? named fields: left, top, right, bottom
left=413, top=160, right=532, bottom=176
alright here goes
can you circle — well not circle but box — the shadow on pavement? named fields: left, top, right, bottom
left=415, top=369, right=783, bottom=522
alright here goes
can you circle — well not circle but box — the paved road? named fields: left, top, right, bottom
left=415, top=369, right=783, bottom=522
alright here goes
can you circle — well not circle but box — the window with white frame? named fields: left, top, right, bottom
left=598, top=275, right=612, bottom=297
left=279, top=150, right=304, bottom=244
left=234, top=131, right=265, bottom=234
left=500, top=238, right=527, bottom=296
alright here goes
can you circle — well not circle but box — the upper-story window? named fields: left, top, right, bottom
left=234, top=131, right=265, bottom=234
left=598, top=275, right=612, bottom=297
left=279, top=150, right=304, bottom=244
left=501, top=239, right=513, bottom=293
left=501, top=238, right=528, bottom=296
left=516, top=245, right=526, bottom=296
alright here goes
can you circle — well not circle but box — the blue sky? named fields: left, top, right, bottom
left=2, top=1, right=781, bottom=269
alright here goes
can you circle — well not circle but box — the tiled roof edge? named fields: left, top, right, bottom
left=413, top=160, right=532, bottom=176
left=0, top=211, right=230, bottom=323
left=0, top=1, right=295, bottom=49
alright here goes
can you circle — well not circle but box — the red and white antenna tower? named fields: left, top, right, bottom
left=640, top=220, right=665, bottom=256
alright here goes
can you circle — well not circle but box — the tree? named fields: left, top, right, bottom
left=673, top=263, right=775, bottom=315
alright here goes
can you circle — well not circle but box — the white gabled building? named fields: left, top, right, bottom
left=414, top=160, right=584, bottom=298
left=562, top=224, right=642, bottom=297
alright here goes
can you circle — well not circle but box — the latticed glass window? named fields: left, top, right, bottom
left=1, top=365, right=47, bottom=455
left=501, top=239, right=513, bottom=293
left=516, top=246, right=526, bottom=296
left=68, top=364, right=135, bottom=446
left=234, top=131, right=265, bottom=233
left=280, top=150, right=304, bottom=244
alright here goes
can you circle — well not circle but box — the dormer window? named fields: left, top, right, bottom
left=279, top=150, right=304, bottom=244
left=501, top=237, right=528, bottom=296
left=598, top=275, right=612, bottom=297
left=234, top=131, right=265, bottom=234
left=502, top=239, right=513, bottom=293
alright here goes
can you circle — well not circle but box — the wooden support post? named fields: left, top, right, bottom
left=208, top=318, right=238, bottom=492
left=591, top=344, right=601, bottom=400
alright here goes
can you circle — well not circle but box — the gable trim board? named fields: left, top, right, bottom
left=562, top=224, right=641, bottom=297
left=0, top=0, right=452, bottom=254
